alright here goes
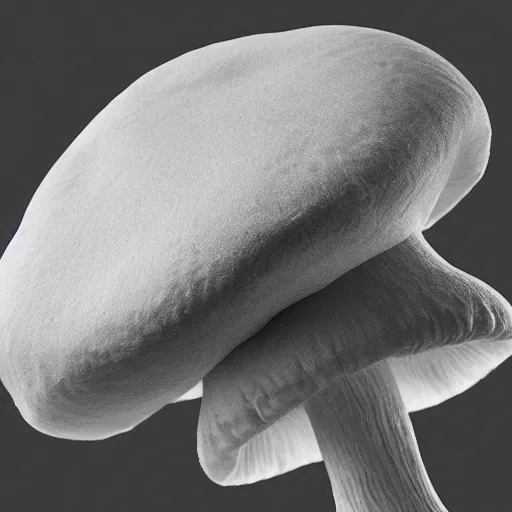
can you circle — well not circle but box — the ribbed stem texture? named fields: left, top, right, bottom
left=304, top=360, right=448, bottom=512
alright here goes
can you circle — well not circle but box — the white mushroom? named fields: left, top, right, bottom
left=0, top=25, right=509, bottom=511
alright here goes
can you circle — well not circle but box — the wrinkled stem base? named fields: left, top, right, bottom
left=304, top=360, right=448, bottom=512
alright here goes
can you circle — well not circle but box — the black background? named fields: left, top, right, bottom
left=1, top=2, right=511, bottom=511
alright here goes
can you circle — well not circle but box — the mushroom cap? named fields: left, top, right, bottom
left=197, top=233, right=512, bottom=485
left=0, top=25, right=499, bottom=450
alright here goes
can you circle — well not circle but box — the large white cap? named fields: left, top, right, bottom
left=0, top=25, right=506, bottom=481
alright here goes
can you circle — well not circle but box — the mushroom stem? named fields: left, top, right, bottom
left=304, top=359, right=448, bottom=512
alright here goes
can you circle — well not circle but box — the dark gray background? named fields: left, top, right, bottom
left=1, top=2, right=511, bottom=511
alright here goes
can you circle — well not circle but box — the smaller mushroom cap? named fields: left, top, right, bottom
left=197, top=233, right=512, bottom=485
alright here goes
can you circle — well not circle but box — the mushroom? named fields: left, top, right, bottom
left=0, top=24, right=510, bottom=511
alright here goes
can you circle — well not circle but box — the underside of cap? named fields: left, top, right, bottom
left=197, top=233, right=512, bottom=485
left=197, top=338, right=512, bottom=486
left=422, top=101, right=491, bottom=230
left=175, top=336, right=512, bottom=409
left=172, top=381, right=203, bottom=402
